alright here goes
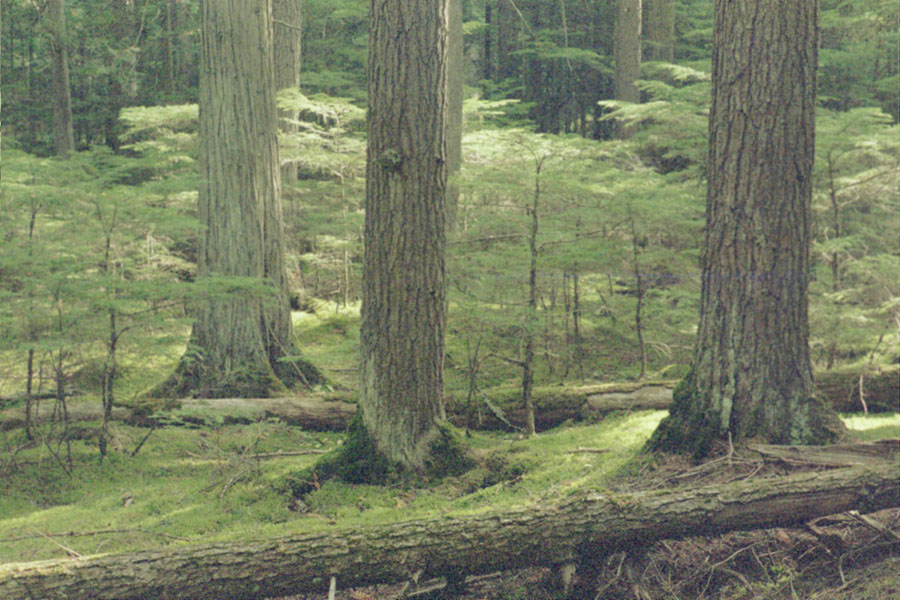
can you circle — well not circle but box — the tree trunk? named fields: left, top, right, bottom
left=495, top=0, right=516, bottom=82
left=273, top=0, right=302, bottom=189
left=631, top=219, right=647, bottom=380
left=649, top=0, right=845, bottom=457
left=46, top=0, right=74, bottom=155
left=152, top=0, right=298, bottom=399
left=2, top=462, right=896, bottom=600
left=643, top=0, right=674, bottom=62
left=360, top=0, right=450, bottom=469
left=447, top=0, right=464, bottom=231
left=164, top=0, right=175, bottom=97
left=521, top=157, right=542, bottom=437
left=614, top=0, right=641, bottom=138
left=483, top=3, right=493, bottom=81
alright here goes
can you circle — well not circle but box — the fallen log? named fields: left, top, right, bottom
left=2, top=460, right=897, bottom=600
left=447, top=382, right=676, bottom=430
left=0, top=395, right=357, bottom=432
left=751, top=438, right=900, bottom=467
left=3, top=365, right=896, bottom=433
left=815, top=364, right=900, bottom=413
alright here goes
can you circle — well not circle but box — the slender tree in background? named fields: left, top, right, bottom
left=643, top=0, right=675, bottom=62
left=447, top=0, right=463, bottom=230
left=46, top=0, right=74, bottom=155
left=154, top=0, right=316, bottom=398
left=483, top=2, right=493, bottom=81
left=164, top=0, right=176, bottom=97
left=273, top=0, right=302, bottom=187
left=649, top=0, right=846, bottom=456
left=614, top=0, right=641, bottom=138
left=360, top=0, right=451, bottom=469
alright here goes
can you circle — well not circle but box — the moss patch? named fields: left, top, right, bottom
left=147, top=353, right=288, bottom=399
left=645, top=372, right=715, bottom=459
left=421, top=421, right=477, bottom=479
left=284, top=415, right=476, bottom=496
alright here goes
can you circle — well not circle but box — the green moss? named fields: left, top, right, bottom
left=281, top=411, right=396, bottom=497
left=271, top=353, right=326, bottom=388
left=422, top=422, right=477, bottom=479
left=479, top=450, right=527, bottom=487
left=282, top=416, right=476, bottom=497
left=147, top=356, right=288, bottom=399
left=645, top=371, right=715, bottom=459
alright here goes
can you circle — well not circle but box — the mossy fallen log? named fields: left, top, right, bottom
left=445, top=381, right=677, bottom=431
left=1, top=459, right=897, bottom=600
left=2, top=365, right=895, bottom=433
left=815, top=364, right=899, bottom=413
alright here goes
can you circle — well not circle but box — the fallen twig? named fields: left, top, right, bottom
left=2, top=528, right=190, bottom=543
left=845, top=510, right=900, bottom=543
left=33, top=529, right=82, bottom=558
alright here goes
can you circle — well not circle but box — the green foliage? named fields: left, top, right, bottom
left=810, top=107, right=900, bottom=368
left=0, top=143, right=195, bottom=408
left=820, top=0, right=900, bottom=120
left=599, top=62, right=710, bottom=174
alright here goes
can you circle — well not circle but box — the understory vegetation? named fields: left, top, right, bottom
left=1, top=411, right=898, bottom=598
left=1, top=0, right=898, bottom=598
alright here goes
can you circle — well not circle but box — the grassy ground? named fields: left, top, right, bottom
left=2, top=411, right=897, bottom=566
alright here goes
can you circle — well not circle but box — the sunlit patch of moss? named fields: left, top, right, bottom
left=841, top=412, right=900, bottom=441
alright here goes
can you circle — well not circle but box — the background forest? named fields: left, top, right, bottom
left=2, top=0, right=897, bottom=404
left=0, top=1, right=899, bottom=598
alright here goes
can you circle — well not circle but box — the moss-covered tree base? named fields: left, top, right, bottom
left=270, top=354, right=326, bottom=389
left=147, top=347, right=324, bottom=400
left=647, top=373, right=847, bottom=460
left=147, top=358, right=289, bottom=400
left=284, top=413, right=476, bottom=497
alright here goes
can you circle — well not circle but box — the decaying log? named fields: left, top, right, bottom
left=0, top=395, right=357, bottom=432
left=815, top=365, right=899, bottom=413
left=2, top=461, right=897, bottom=600
left=751, top=439, right=900, bottom=467
left=446, top=381, right=678, bottom=431
left=3, top=365, right=896, bottom=434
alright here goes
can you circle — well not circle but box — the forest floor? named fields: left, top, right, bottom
left=266, top=436, right=900, bottom=600
left=1, top=408, right=898, bottom=600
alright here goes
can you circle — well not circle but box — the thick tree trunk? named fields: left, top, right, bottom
left=614, top=0, right=641, bottom=138
left=649, top=0, right=846, bottom=456
left=2, top=462, right=896, bottom=600
left=152, top=0, right=293, bottom=398
left=46, top=0, right=74, bottom=155
left=360, top=0, right=450, bottom=469
left=643, top=0, right=675, bottom=62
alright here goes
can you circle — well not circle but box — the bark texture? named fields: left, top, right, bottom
left=153, top=0, right=307, bottom=398
left=643, top=0, right=675, bottom=62
left=650, top=0, right=846, bottom=456
left=614, top=0, right=642, bottom=138
left=360, top=0, right=450, bottom=469
left=46, top=0, right=74, bottom=155
left=2, top=462, right=896, bottom=600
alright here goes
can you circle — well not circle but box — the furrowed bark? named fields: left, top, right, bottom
left=360, top=0, right=450, bottom=469
left=2, top=462, right=897, bottom=600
